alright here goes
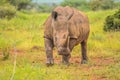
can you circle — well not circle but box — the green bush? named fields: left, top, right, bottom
left=0, top=3, right=16, bottom=19
left=104, top=9, right=120, bottom=31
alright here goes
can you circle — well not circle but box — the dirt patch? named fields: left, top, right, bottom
left=92, top=57, right=115, bottom=66
left=7, top=49, right=115, bottom=66
left=31, top=46, right=45, bottom=52
left=10, top=49, right=26, bottom=54
left=91, top=75, right=107, bottom=80
left=7, top=49, right=115, bottom=68
left=1, top=49, right=116, bottom=80
left=70, top=56, right=80, bottom=64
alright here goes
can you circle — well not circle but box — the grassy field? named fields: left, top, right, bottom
left=0, top=10, right=120, bottom=80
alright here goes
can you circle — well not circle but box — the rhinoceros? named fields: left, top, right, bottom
left=44, top=6, right=90, bottom=65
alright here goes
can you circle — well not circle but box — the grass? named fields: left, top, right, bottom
left=0, top=9, right=120, bottom=80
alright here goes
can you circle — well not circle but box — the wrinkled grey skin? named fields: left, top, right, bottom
left=44, top=6, right=90, bottom=66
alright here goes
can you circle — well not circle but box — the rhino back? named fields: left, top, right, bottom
left=68, top=8, right=90, bottom=43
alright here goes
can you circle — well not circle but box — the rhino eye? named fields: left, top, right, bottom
left=63, top=34, right=66, bottom=39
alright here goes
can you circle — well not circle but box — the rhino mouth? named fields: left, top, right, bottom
left=57, top=47, right=70, bottom=56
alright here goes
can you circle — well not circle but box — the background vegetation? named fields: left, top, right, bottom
left=0, top=0, right=120, bottom=80
left=104, top=9, right=120, bottom=31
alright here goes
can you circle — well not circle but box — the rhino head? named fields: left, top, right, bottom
left=52, top=6, right=74, bottom=56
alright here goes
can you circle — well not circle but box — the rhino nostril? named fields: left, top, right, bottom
left=58, top=47, right=64, bottom=52
left=58, top=47, right=66, bottom=53
left=58, top=49, right=62, bottom=52
left=58, top=50, right=62, bottom=55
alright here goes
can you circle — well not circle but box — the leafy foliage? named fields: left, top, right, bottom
left=0, top=3, right=16, bottom=19
left=89, top=0, right=115, bottom=11
left=104, top=9, right=120, bottom=31
left=9, top=0, right=31, bottom=10
left=61, top=0, right=90, bottom=11
left=61, top=0, right=119, bottom=11
left=0, top=0, right=32, bottom=19
left=38, top=4, right=57, bottom=13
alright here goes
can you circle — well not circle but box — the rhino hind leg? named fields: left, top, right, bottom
left=81, top=40, right=88, bottom=64
left=44, top=38, right=54, bottom=66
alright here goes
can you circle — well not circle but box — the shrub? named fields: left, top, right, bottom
left=0, top=3, right=16, bottom=19
left=104, top=9, right=120, bottom=31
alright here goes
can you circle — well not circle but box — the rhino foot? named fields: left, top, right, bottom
left=46, top=58, right=54, bottom=66
left=81, top=60, right=88, bottom=64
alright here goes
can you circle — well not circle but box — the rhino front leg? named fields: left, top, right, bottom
left=81, top=40, right=88, bottom=64
left=61, top=38, right=76, bottom=65
left=44, top=38, right=54, bottom=66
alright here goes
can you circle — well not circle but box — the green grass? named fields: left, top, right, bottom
left=0, top=9, right=120, bottom=80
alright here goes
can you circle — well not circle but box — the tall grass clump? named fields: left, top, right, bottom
left=0, top=36, right=12, bottom=60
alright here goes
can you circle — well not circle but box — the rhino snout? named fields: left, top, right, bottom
left=57, top=47, right=70, bottom=55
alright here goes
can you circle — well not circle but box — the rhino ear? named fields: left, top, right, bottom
left=52, top=11, right=58, bottom=20
left=64, top=6, right=74, bottom=20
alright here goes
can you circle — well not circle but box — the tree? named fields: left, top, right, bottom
left=61, top=0, right=90, bottom=11
left=9, top=0, right=31, bottom=10
left=90, top=0, right=115, bottom=11
left=0, top=0, right=16, bottom=19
